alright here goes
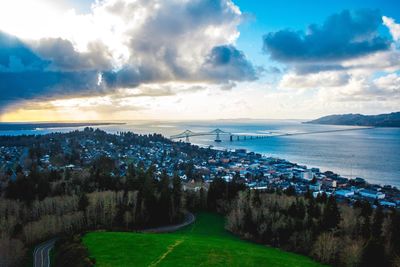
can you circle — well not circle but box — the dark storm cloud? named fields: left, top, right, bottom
left=101, top=45, right=257, bottom=89
left=201, top=45, right=257, bottom=81
left=0, top=0, right=257, bottom=111
left=263, top=9, right=391, bottom=63
left=33, top=38, right=113, bottom=71
left=0, top=32, right=104, bottom=111
left=0, top=32, right=255, bottom=109
left=0, top=71, right=102, bottom=106
left=0, top=31, right=48, bottom=72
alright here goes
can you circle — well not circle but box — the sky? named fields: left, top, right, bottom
left=0, top=0, right=399, bottom=122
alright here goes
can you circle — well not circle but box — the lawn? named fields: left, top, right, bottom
left=83, top=213, right=325, bottom=267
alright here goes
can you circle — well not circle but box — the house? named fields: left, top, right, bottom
left=335, top=189, right=354, bottom=198
left=312, top=191, right=324, bottom=198
left=309, top=183, right=322, bottom=191
left=359, top=189, right=385, bottom=199
left=379, top=201, right=397, bottom=208
left=322, top=178, right=337, bottom=188
left=299, top=169, right=314, bottom=181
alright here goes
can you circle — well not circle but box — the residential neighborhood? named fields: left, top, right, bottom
left=0, top=128, right=399, bottom=209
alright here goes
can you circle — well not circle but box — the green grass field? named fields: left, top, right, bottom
left=83, top=213, right=325, bottom=267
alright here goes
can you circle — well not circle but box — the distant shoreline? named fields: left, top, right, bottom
left=305, top=112, right=400, bottom=127
left=305, top=121, right=400, bottom=128
left=0, top=122, right=126, bottom=131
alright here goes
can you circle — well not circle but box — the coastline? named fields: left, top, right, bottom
left=0, top=122, right=126, bottom=132
left=190, top=139, right=398, bottom=189
left=1, top=123, right=399, bottom=189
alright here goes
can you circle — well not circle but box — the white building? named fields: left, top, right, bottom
left=312, top=191, right=332, bottom=198
left=300, top=169, right=313, bottom=181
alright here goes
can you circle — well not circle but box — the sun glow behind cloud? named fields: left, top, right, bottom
left=0, top=1, right=64, bottom=40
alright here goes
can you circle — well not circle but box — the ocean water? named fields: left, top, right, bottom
left=1, top=120, right=399, bottom=187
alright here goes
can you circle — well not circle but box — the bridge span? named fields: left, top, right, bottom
left=171, top=128, right=285, bottom=142
left=170, top=127, right=374, bottom=143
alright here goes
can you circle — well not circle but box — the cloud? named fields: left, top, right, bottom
left=320, top=74, right=400, bottom=102
left=383, top=16, right=400, bottom=42
left=264, top=9, right=400, bottom=110
left=0, top=31, right=48, bottom=72
left=374, top=73, right=400, bottom=92
left=0, top=71, right=104, bottom=111
left=280, top=71, right=350, bottom=89
left=32, top=38, right=113, bottom=71
left=0, top=0, right=257, bottom=111
left=200, top=45, right=257, bottom=82
left=263, top=9, right=390, bottom=63
left=116, top=83, right=207, bottom=98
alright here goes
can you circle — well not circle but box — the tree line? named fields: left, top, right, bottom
left=2, top=152, right=400, bottom=267
left=226, top=189, right=400, bottom=267
left=0, top=164, right=184, bottom=267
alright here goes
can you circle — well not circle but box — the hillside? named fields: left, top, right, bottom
left=306, top=112, right=400, bottom=127
left=83, top=213, right=324, bottom=267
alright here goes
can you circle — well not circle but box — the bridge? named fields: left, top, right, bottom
left=170, top=127, right=375, bottom=143
left=170, top=128, right=271, bottom=142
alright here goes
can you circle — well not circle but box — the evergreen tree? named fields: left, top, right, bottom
left=172, top=174, right=182, bottom=218
left=207, top=178, right=227, bottom=212
left=126, top=163, right=139, bottom=191
left=78, top=193, right=89, bottom=212
left=141, top=171, right=157, bottom=225
left=371, top=205, right=384, bottom=239
left=360, top=239, right=387, bottom=267
left=158, top=171, right=172, bottom=224
left=321, top=196, right=340, bottom=230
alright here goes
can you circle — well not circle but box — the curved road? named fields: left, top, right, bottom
left=141, top=212, right=196, bottom=233
left=33, top=239, right=56, bottom=267
left=33, top=213, right=195, bottom=266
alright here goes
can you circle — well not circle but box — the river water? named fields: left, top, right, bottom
left=1, top=120, right=399, bottom=187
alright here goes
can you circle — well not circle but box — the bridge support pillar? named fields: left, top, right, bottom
left=214, top=132, right=221, bottom=142
left=230, top=135, right=233, bottom=141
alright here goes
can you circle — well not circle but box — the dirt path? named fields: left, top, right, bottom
left=148, top=239, right=185, bottom=267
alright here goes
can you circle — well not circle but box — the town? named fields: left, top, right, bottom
left=0, top=127, right=399, bottom=209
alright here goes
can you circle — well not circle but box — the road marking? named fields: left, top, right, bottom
left=34, top=244, right=43, bottom=267
left=41, top=246, right=45, bottom=267
left=33, top=239, right=56, bottom=267
left=148, top=239, right=184, bottom=267
left=47, top=244, right=52, bottom=267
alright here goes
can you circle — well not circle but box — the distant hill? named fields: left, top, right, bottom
left=306, top=112, right=400, bottom=127
left=0, top=122, right=125, bottom=131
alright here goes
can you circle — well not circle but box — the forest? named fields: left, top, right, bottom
left=225, top=187, right=400, bottom=267
left=0, top=163, right=184, bottom=266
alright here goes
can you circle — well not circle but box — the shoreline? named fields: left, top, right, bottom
left=188, top=140, right=398, bottom=189
left=1, top=126, right=399, bottom=190
left=0, top=122, right=126, bottom=132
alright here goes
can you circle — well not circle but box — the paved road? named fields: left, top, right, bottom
left=33, top=239, right=56, bottom=267
left=141, top=212, right=196, bottom=233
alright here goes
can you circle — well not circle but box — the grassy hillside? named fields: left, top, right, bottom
left=83, top=213, right=324, bottom=267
